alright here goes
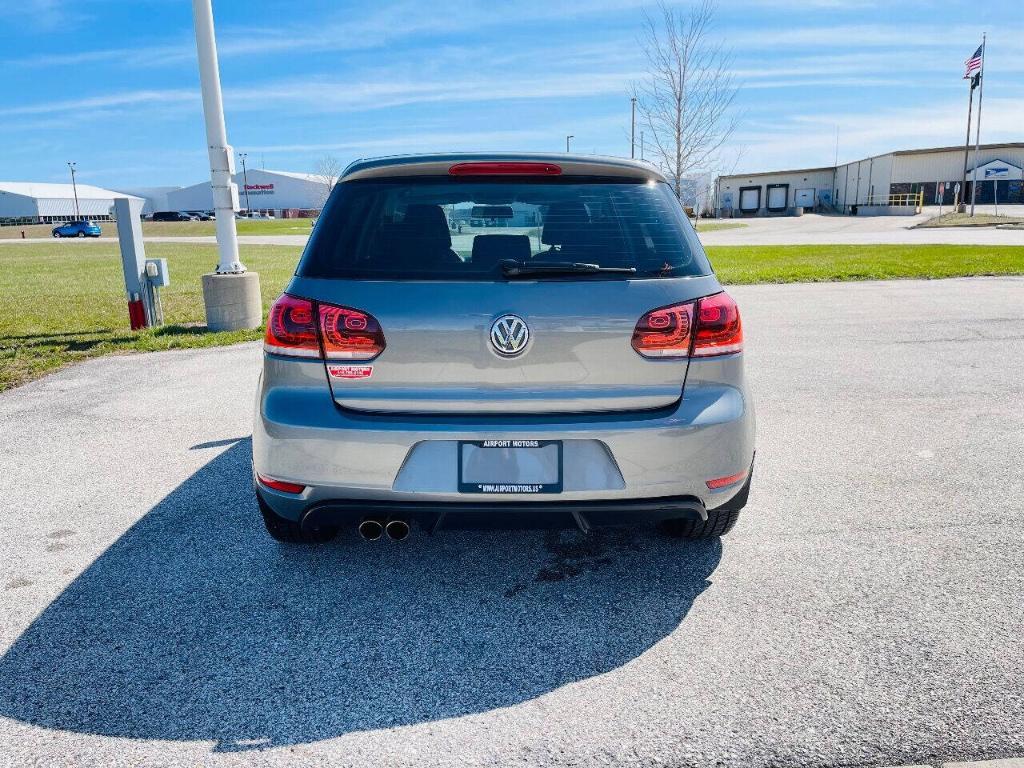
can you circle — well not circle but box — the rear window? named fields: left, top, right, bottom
left=297, top=176, right=712, bottom=280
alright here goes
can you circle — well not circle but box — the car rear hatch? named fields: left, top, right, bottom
left=286, top=275, right=719, bottom=414
left=277, top=158, right=721, bottom=416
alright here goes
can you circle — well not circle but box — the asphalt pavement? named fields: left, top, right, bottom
left=1, top=277, right=1022, bottom=767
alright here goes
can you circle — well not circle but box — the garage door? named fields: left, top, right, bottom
left=795, top=188, right=815, bottom=208
left=739, top=188, right=760, bottom=212
left=767, top=185, right=788, bottom=211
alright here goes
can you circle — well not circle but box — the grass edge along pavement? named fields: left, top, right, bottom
left=1, top=241, right=1023, bottom=391
left=0, top=242, right=300, bottom=391
left=915, top=212, right=1024, bottom=228
left=0, top=218, right=317, bottom=240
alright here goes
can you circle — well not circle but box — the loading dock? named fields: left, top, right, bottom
left=738, top=186, right=761, bottom=214
left=795, top=188, right=815, bottom=208
left=766, top=184, right=789, bottom=213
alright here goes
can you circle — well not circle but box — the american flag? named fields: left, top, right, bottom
left=964, top=44, right=983, bottom=79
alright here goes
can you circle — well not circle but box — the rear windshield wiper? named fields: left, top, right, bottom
left=501, top=261, right=637, bottom=278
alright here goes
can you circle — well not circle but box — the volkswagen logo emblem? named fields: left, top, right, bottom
left=490, top=315, right=530, bottom=357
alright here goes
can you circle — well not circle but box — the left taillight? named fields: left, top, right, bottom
left=319, top=304, right=386, bottom=360
left=264, top=294, right=386, bottom=360
left=265, top=294, right=320, bottom=357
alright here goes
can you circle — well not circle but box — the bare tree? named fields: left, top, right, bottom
left=633, top=0, right=739, bottom=204
left=311, top=155, right=345, bottom=210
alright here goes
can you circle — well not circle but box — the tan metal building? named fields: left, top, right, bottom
left=716, top=142, right=1024, bottom=216
left=716, top=166, right=836, bottom=216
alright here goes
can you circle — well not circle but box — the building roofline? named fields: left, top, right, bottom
left=890, top=141, right=1024, bottom=156
left=719, top=141, right=1024, bottom=181
left=717, top=165, right=835, bottom=180
left=0, top=181, right=142, bottom=200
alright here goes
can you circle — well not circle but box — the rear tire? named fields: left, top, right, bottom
left=77, top=231, right=85, bottom=238
left=257, top=492, right=336, bottom=544
left=659, top=508, right=741, bottom=539
left=53, top=232, right=60, bottom=238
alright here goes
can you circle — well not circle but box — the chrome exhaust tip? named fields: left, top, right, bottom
left=358, top=518, right=384, bottom=541
left=385, top=518, right=410, bottom=541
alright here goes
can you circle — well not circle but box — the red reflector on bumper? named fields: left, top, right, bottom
left=706, top=470, right=748, bottom=490
left=256, top=474, right=306, bottom=494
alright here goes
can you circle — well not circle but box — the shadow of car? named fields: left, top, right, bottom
left=0, top=439, right=722, bottom=751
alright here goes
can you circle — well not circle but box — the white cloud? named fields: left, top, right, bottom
left=0, top=0, right=85, bottom=32
left=11, top=42, right=193, bottom=69
left=0, top=89, right=198, bottom=117
left=222, top=69, right=642, bottom=114
left=725, top=95, right=1024, bottom=172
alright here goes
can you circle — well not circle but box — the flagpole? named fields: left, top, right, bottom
left=969, top=33, right=986, bottom=217
left=959, top=74, right=975, bottom=213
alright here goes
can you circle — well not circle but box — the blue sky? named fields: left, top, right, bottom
left=1, top=0, right=1021, bottom=189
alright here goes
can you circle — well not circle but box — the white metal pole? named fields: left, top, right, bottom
left=192, top=0, right=244, bottom=273
left=970, top=34, right=986, bottom=217
left=68, top=162, right=80, bottom=219
left=239, top=152, right=250, bottom=212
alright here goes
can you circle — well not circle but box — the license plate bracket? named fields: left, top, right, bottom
left=457, top=440, right=563, bottom=494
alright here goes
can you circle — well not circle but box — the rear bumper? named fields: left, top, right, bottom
left=292, top=494, right=709, bottom=534
left=253, top=356, right=755, bottom=523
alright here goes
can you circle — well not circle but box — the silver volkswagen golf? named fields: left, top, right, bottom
left=253, top=154, right=754, bottom=543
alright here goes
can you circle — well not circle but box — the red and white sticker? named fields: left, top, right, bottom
left=328, top=364, right=373, bottom=380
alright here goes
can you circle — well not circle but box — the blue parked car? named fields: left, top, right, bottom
left=52, top=220, right=102, bottom=238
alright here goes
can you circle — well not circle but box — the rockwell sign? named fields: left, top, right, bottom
left=243, top=183, right=275, bottom=196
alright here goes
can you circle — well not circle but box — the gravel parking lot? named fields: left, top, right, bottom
left=0, top=277, right=1022, bottom=768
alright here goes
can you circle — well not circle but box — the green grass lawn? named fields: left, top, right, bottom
left=0, top=218, right=316, bottom=239
left=708, top=244, right=1024, bottom=283
left=0, top=242, right=301, bottom=390
left=1, top=241, right=1022, bottom=390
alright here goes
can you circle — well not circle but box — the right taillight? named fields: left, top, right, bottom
left=631, top=291, right=742, bottom=359
left=692, top=292, right=743, bottom=357
left=264, top=294, right=386, bottom=361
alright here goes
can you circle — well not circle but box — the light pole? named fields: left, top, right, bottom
left=192, top=0, right=261, bottom=331
left=566, top=135, right=574, bottom=153
left=67, top=162, right=81, bottom=219
left=640, top=131, right=645, bottom=161
left=238, top=152, right=250, bottom=213
left=630, top=97, right=636, bottom=159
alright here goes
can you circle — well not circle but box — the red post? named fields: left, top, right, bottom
left=128, top=297, right=148, bottom=330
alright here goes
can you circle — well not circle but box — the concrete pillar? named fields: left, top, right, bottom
left=114, top=197, right=153, bottom=330
left=201, top=272, right=262, bottom=331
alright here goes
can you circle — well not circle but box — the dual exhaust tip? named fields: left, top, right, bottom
left=358, top=517, right=409, bottom=542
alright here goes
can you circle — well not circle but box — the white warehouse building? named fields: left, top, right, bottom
left=108, top=186, right=180, bottom=216
left=0, top=181, right=142, bottom=225
left=164, top=169, right=328, bottom=216
left=716, top=142, right=1024, bottom=216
